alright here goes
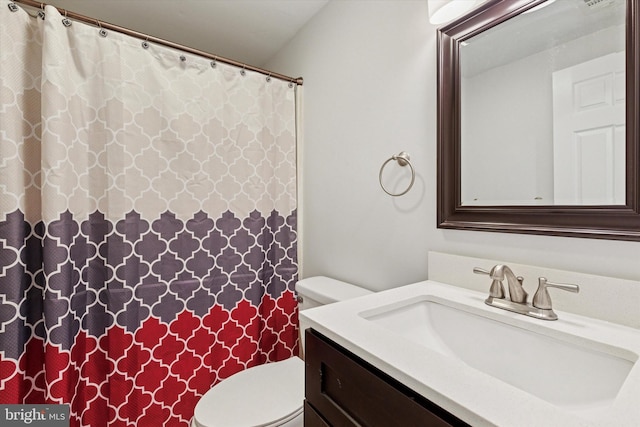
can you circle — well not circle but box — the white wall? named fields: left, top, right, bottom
left=462, top=48, right=554, bottom=204
left=266, top=1, right=640, bottom=292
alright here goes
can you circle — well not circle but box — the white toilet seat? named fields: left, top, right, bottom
left=192, top=357, right=305, bottom=427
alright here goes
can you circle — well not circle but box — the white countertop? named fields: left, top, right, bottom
left=300, top=280, right=640, bottom=427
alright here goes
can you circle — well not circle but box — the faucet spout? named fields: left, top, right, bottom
left=490, top=265, right=528, bottom=303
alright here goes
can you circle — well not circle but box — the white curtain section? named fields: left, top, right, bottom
left=1, top=2, right=297, bottom=227
left=294, top=86, right=305, bottom=277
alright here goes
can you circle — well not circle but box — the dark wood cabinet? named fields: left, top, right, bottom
left=304, top=329, right=470, bottom=427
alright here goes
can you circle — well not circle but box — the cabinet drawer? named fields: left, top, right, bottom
left=305, top=329, right=469, bottom=427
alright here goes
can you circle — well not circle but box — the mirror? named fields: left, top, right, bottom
left=461, top=0, right=625, bottom=206
left=437, top=0, right=640, bottom=240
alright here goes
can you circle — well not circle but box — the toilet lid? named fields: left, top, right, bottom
left=193, top=357, right=305, bottom=427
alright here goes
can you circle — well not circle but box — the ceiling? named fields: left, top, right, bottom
left=38, top=0, right=329, bottom=67
left=461, top=0, right=625, bottom=76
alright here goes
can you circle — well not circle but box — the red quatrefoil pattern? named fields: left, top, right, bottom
left=1, top=294, right=298, bottom=426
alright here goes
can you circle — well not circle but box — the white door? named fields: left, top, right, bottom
left=552, top=52, right=625, bottom=205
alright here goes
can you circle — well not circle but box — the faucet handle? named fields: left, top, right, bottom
left=532, top=277, right=580, bottom=310
left=473, top=267, right=504, bottom=298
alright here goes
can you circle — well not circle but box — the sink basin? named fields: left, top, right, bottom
left=301, top=280, right=640, bottom=426
left=360, top=296, right=637, bottom=412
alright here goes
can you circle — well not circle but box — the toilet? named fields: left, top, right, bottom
left=191, top=276, right=372, bottom=427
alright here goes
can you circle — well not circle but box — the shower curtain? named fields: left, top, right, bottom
left=0, top=2, right=299, bottom=426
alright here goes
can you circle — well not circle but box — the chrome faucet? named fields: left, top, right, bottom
left=473, top=264, right=527, bottom=303
left=474, top=265, right=579, bottom=321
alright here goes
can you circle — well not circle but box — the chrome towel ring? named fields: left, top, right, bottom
left=379, top=151, right=415, bottom=196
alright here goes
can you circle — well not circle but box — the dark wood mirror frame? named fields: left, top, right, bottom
left=437, top=0, right=640, bottom=241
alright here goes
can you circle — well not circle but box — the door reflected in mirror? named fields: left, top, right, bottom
left=459, top=0, right=625, bottom=206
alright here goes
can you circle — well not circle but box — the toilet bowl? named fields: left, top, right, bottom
left=191, top=276, right=372, bottom=427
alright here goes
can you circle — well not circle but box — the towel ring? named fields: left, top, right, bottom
left=379, top=151, right=415, bottom=196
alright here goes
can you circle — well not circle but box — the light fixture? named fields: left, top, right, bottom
left=428, top=0, right=485, bottom=25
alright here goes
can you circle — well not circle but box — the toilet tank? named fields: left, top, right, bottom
left=296, top=276, right=372, bottom=311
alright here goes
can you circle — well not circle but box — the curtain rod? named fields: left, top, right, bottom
left=10, top=0, right=304, bottom=86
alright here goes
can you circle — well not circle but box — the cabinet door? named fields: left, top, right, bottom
left=305, top=329, right=469, bottom=427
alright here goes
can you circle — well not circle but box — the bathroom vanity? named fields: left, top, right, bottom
left=299, top=273, right=640, bottom=427
left=304, top=328, right=468, bottom=426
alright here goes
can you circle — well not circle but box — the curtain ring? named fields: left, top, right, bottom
left=62, top=10, right=72, bottom=27
left=210, top=56, right=217, bottom=68
left=37, top=2, right=45, bottom=19
left=288, top=79, right=294, bottom=88
left=141, top=36, right=149, bottom=49
left=97, top=20, right=107, bottom=37
left=240, top=66, right=246, bottom=76
left=8, top=3, right=19, bottom=12
left=379, top=152, right=415, bottom=196
left=266, top=73, right=271, bottom=83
